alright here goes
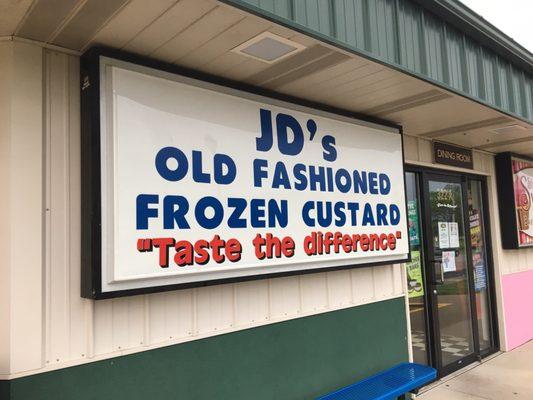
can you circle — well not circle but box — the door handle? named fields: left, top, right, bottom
left=431, top=259, right=445, bottom=285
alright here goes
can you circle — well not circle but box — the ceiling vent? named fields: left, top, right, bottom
left=491, top=124, right=527, bottom=135
left=232, top=32, right=306, bottom=63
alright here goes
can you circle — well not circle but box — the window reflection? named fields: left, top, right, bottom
left=468, top=180, right=493, bottom=352
left=406, top=172, right=428, bottom=365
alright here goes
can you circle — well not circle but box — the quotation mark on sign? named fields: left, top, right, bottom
left=137, top=238, right=153, bottom=252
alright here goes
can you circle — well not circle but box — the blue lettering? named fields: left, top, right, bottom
left=322, top=135, right=337, bottom=162
left=362, top=203, right=375, bottom=226
left=276, top=113, right=304, bottom=156
left=390, top=204, right=401, bottom=225
left=192, top=151, right=210, bottom=183
left=368, top=172, right=379, bottom=194
left=227, top=198, right=247, bottom=228
left=155, top=147, right=188, bottom=181
left=136, top=194, right=158, bottom=229
left=257, top=109, right=273, bottom=152
left=334, top=202, right=346, bottom=227
left=376, top=203, right=388, bottom=226
left=163, top=195, right=190, bottom=229
left=272, top=162, right=291, bottom=189
left=379, top=174, right=391, bottom=195
left=250, top=199, right=266, bottom=228
left=353, top=170, right=367, bottom=194
left=302, top=201, right=315, bottom=227
left=335, top=168, right=351, bottom=193
left=253, top=159, right=268, bottom=187
left=195, top=197, right=223, bottom=229
left=268, top=199, right=288, bottom=228
left=293, top=163, right=307, bottom=191
left=309, top=166, right=326, bottom=191
left=214, top=154, right=236, bottom=185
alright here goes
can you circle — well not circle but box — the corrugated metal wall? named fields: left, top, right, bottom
left=28, top=48, right=405, bottom=377
left=231, top=0, right=533, bottom=123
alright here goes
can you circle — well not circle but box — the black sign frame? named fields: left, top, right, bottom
left=433, top=141, right=473, bottom=169
left=495, top=152, right=533, bottom=249
left=80, top=47, right=410, bottom=299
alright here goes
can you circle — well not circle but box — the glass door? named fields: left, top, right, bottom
left=467, top=179, right=496, bottom=355
left=406, top=168, right=499, bottom=377
left=423, top=173, right=477, bottom=373
left=405, top=172, right=430, bottom=365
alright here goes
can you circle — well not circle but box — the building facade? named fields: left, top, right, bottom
left=1, top=0, right=532, bottom=399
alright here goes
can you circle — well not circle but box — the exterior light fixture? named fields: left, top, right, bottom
left=232, top=31, right=306, bottom=63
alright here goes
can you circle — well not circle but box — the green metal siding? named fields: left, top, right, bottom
left=3, top=298, right=408, bottom=400
left=226, top=0, right=533, bottom=123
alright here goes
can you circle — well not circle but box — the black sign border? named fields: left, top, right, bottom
left=495, top=152, right=533, bottom=249
left=433, top=141, right=474, bottom=169
left=81, top=47, right=410, bottom=299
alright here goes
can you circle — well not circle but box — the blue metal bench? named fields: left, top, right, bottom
left=317, top=362, right=437, bottom=400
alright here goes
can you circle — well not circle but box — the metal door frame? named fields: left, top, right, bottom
left=405, top=164, right=499, bottom=378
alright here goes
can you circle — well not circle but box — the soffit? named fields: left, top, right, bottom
left=3, top=0, right=533, bottom=155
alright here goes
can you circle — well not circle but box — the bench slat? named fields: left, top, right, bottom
left=317, top=362, right=436, bottom=400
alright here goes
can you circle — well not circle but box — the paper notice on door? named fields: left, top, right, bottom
left=438, top=221, right=450, bottom=248
left=449, top=222, right=460, bottom=248
left=442, top=250, right=456, bottom=272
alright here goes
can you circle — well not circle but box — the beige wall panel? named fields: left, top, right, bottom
left=87, top=0, right=178, bottom=51
left=403, top=135, right=420, bottom=162
left=326, top=270, right=353, bottom=308
left=358, top=82, right=432, bottom=112
left=93, top=300, right=113, bottom=355
left=110, top=298, right=131, bottom=351
left=196, top=284, right=235, bottom=334
left=269, top=276, right=301, bottom=319
left=10, top=41, right=44, bottom=373
left=148, top=293, right=169, bottom=344
left=234, top=281, right=270, bottom=327
left=214, top=56, right=270, bottom=80
left=334, top=76, right=413, bottom=109
left=292, top=63, right=381, bottom=99
left=417, top=138, right=433, bottom=163
left=300, top=66, right=387, bottom=102
left=0, top=42, right=12, bottom=376
left=300, top=274, right=329, bottom=313
left=392, top=264, right=404, bottom=295
left=123, top=0, right=216, bottom=55
left=351, top=267, right=375, bottom=303
left=374, top=265, right=395, bottom=298
left=0, top=0, right=33, bottom=36
left=177, top=16, right=270, bottom=69
left=151, top=6, right=244, bottom=63
left=276, top=58, right=368, bottom=93
left=125, top=296, right=146, bottom=347
left=65, top=54, right=89, bottom=362
left=46, top=50, right=71, bottom=365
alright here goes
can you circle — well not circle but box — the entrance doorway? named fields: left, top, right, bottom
left=405, top=167, right=498, bottom=377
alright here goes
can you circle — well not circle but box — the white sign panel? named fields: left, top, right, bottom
left=448, top=222, right=460, bottom=248
left=442, top=250, right=457, bottom=273
left=438, top=222, right=450, bottom=249
left=86, top=56, right=409, bottom=297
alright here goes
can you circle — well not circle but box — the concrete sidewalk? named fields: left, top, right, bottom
left=417, top=341, right=533, bottom=399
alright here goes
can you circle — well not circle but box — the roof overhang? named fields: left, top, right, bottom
left=413, top=0, right=533, bottom=74
left=1, top=0, right=532, bottom=155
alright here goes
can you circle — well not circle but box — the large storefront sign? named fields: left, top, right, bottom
left=496, top=153, right=533, bottom=249
left=80, top=51, right=409, bottom=298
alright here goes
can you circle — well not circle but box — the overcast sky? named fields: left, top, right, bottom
left=460, top=0, right=533, bottom=52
